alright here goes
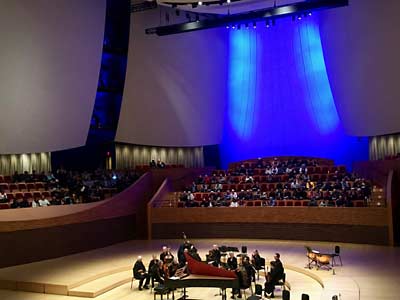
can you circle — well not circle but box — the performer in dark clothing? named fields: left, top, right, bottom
left=133, top=256, right=150, bottom=290
left=264, top=253, right=284, bottom=298
left=148, top=254, right=160, bottom=288
left=227, top=252, right=238, bottom=270
left=207, top=244, right=221, bottom=267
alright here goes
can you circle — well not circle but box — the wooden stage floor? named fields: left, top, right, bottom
left=0, top=239, right=399, bottom=300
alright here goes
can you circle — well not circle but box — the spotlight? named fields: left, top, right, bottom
left=253, top=21, right=256, bottom=28
left=266, top=20, right=270, bottom=28
left=308, top=12, right=312, bottom=16
left=232, top=24, right=236, bottom=29
left=198, top=1, right=203, bottom=5
left=227, top=0, right=231, bottom=3
left=226, top=24, right=230, bottom=29
left=297, top=15, right=302, bottom=20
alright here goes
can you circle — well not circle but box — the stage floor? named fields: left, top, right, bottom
left=0, top=239, right=399, bottom=300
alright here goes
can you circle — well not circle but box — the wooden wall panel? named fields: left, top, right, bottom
left=152, top=222, right=389, bottom=245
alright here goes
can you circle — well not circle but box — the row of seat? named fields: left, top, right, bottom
left=178, top=199, right=366, bottom=207
left=220, top=165, right=346, bottom=175
left=0, top=182, right=47, bottom=192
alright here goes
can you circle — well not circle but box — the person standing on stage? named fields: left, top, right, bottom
left=227, top=252, right=238, bottom=270
left=264, top=253, right=284, bottom=298
left=133, top=256, right=150, bottom=290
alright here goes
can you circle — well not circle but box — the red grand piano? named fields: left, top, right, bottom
left=165, top=253, right=239, bottom=300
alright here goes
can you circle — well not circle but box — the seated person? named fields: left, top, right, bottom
left=264, top=253, right=284, bottom=298
left=148, top=254, right=160, bottom=287
left=133, top=256, right=150, bottom=290
left=0, top=192, right=7, bottom=203
left=251, top=250, right=264, bottom=271
left=207, top=244, right=221, bottom=267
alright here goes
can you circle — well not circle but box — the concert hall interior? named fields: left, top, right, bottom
left=1, top=0, right=400, bottom=300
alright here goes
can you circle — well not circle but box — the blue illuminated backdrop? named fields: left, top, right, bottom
left=220, top=14, right=368, bottom=169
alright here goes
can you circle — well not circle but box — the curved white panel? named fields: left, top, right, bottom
left=116, top=9, right=228, bottom=147
left=0, top=0, right=106, bottom=154
left=319, top=0, right=400, bottom=136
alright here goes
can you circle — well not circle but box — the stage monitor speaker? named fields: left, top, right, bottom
left=301, top=294, right=310, bottom=300
left=242, top=246, right=247, bottom=254
left=282, top=290, right=290, bottom=300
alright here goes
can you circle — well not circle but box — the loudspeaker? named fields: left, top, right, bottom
left=282, top=290, right=290, bottom=300
left=241, top=246, right=247, bottom=254
left=301, top=294, right=310, bottom=300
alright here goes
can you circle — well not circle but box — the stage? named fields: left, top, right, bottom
left=0, top=239, right=399, bottom=300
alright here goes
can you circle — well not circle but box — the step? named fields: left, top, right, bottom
left=68, top=270, right=132, bottom=298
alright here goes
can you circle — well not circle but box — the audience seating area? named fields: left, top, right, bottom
left=176, top=157, right=376, bottom=208
left=0, top=169, right=139, bottom=210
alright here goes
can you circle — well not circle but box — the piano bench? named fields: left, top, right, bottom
left=153, top=285, right=171, bottom=300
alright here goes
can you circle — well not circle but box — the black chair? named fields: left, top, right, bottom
left=276, top=273, right=287, bottom=291
left=331, top=245, right=343, bottom=266
left=247, top=284, right=262, bottom=300
left=301, top=294, right=310, bottom=300
left=255, top=257, right=266, bottom=280
left=153, top=284, right=171, bottom=300
left=282, top=290, right=290, bottom=300
left=242, top=246, right=248, bottom=254
left=130, top=269, right=136, bottom=289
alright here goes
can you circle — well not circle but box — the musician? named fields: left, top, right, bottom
left=207, top=244, right=221, bottom=267
left=264, top=253, right=284, bottom=298
left=152, top=260, right=166, bottom=285
left=178, top=240, right=193, bottom=265
left=160, top=246, right=168, bottom=262
left=251, top=250, right=264, bottom=271
left=168, top=258, right=180, bottom=277
left=164, top=247, right=174, bottom=264
left=148, top=254, right=160, bottom=288
left=133, top=256, right=150, bottom=290
left=227, top=252, right=238, bottom=270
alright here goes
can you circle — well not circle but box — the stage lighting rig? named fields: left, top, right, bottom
left=144, top=0, right=348, bottom=36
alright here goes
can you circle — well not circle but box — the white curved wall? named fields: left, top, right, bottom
left=0, top=0, right=106, bottom=154
left=320, top=0, right=400, bottom=136
left=116, top=9, right=228, bottom=147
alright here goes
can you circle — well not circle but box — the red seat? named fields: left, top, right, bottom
left=354, top=200, right=365, bottom=207
left=9, top=183, right=18, bottom=192
left=23, top=192, right=33, bottom=200
left=246, top=201, right=254, bottom=206
left=42, top=191, right=51, bottom=198
left=18, top=183, right=27, bottom=191
left=27, top=183, right=36, bottom=191
left=35, top=182, right=45, bottom=191
left=294, top=200, right=302, bottom=206
left=14, top=192, right=24, bottom=199
left=0, top=203, right=10, bottom=209
left=276, top=200, right=285, bottom=206
left=286, top=200, right=293, bottom=206
left=302, top=200, right=310, bottom=206
left=254, top=200, right=262, bottom=207
left=0, top=183, right=9, bottom=192
left=0, top=175, right=4, bottom=183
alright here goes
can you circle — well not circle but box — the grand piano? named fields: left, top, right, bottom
left=164, top=253, right=239, bottom=300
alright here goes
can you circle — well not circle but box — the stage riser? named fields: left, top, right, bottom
left=0, top=214, right=136, bottom=269
left=152, top=223, right=389, bottom=245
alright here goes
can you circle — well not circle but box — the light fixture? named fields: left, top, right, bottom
left=253, top=21, right=257, bottom=28
left=266, top=20, right=270, bottom=28
left=198, top=1, right=203, bottom=5
left=227, top=0, right=231, bottom=3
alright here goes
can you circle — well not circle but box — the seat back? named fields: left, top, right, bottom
left=335, top=245, right=340, bottom=254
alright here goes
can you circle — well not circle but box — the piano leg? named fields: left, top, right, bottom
left=221, top=288, right=226, bottom=300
